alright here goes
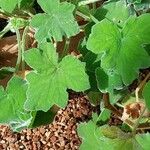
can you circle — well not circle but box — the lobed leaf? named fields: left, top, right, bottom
left=0, top=76, right=32, bottom=131
left=24, top=42, right=90, bottom=111
left=87, top=14, right=150, bottom=88
left=30, top=0, right=79, bottom=42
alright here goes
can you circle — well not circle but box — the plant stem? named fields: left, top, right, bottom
left=15, top=29, right=22, bottom=72
left=135, top=72, right=150, bottom=102
left=76, top=10, right=99, bottom=23
left=78, top=0, right=100, bottom=6
left=0, top=23, right=11, bottom=39
left=76, top=11, right=91, bottom=21
left=21, top=26, right=29, bottom=71
left=28, top=111, right=37, bottom=128
left=60, top=38, right=70, bottom=59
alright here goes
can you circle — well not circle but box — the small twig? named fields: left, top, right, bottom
left=135, top=72, right=150, bottom=102
left=76, top=10, right=99, bottom=23
left=138, top=122, right=150, bottom=130
left=76, top=11, right=90, bottom=21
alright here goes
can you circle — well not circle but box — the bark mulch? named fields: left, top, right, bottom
left=0, top=95, right=93, bottom=150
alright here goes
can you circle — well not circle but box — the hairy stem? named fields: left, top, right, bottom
left=15, top=29, right=22, bottom=72
left=21, top=26, right=29, bottom=71
left=76, top=10, right=99, bottom=23
left=78, top=0, right=100, bottom=6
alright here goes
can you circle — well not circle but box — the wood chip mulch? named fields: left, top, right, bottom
left=0, top=95, right=93, bottom=150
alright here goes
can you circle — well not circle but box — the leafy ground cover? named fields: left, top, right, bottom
left=0, top=0, right=150, bottom=149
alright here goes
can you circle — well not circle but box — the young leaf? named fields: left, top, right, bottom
left=143, top=80, right=150, bottom=110
left=87, top=14, right=150, bottom=87
left=30, top=0, right=79, bottom=42
left=101, top=125, right=124, bottom=139
left=78, top=115, right=112, bottom=150
left=24, top=43, right=90, bottom=111
left=0, top=76, right=32, bottom=132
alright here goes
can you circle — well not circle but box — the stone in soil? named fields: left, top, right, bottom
left=0, top=95, right=93, bottom=150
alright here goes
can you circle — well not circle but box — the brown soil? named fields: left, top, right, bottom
left=0, top=95, right=93, bottom=150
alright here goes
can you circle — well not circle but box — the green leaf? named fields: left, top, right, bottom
left=0, top=0, right=18, bottom=12
left=97, top=108, right=111, bottom=125
left=0, top=67, right=15, bottom=79
left=96, top=67, right=129, bottom=104
left=101, top=126, right=142, bottom=150
left=78, top=114, right=142, bottom=150
left=103, top=0, right=130, bottom=26
left=78, top=40, right=101, bottom=91
left=78, top=115, right=112, bottom=150
left=87, top=14, right=150, bottom=87
left=32, top=106, right=58, bottom=128
left=143, top=81, right=150, bottom=110
left=30, top=0, right=79, bottom=42
left=87, top=91, right=102, bottom=105
left=136, top=133, right=150, bottom=150
left=19, top=0, right=34, bottom=10
left=133, top=0, right=150, bottom=11
left=96, top=67, right=123, bottom=92
left=0, top=76, right=32, bottom=131
left=24, top=42, right=90, bottom=111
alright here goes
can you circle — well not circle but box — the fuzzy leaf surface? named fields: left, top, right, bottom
left=24, top=43, right=90, bottom=111
left=87, top=14, right=150, bottom=87
left=31, top=0, right=79, bottom=42
left=0, top=76, right=32, bottom=131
